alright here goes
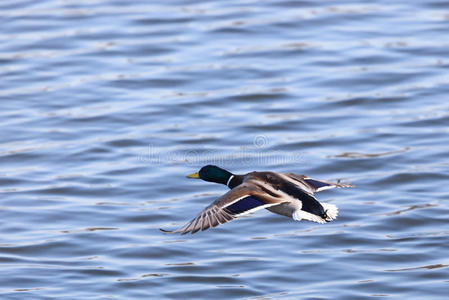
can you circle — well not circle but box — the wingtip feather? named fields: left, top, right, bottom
left=336, top=179, right=354, bottom=188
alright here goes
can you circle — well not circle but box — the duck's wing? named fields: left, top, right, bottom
left=283, top=173, right=353, bottom=194
left=160, top=182, right=287, bottom=235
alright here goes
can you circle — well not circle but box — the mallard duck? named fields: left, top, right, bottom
left=161, top=165, right=353, bottom=234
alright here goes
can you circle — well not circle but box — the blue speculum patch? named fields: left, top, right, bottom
left=305, top=179, right=331, bottom=190
left=225, top=196, right=264, bottom=215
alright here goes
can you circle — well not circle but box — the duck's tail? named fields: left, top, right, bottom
left=322, top=203, right=338, bottom=221
left=292, top=202, right=338, bottom=224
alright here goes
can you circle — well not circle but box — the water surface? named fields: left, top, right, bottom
left=1, top=0, right=449, bottom=299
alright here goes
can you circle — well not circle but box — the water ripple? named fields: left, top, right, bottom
left=1, top=0, right=449, bottom=299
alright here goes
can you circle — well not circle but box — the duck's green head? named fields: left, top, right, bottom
left=187, top=165, right=233, bottom=185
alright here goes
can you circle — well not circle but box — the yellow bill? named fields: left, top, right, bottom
left=186, top=172, right=200, bottom=179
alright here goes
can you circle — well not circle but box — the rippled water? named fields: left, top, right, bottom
left=2, top=0, right=449, bottom=299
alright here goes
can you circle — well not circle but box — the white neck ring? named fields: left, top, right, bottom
left=226, top=175, right=235, bottom=187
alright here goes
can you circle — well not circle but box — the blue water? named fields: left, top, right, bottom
left=1, top=0, right=449, bottom=299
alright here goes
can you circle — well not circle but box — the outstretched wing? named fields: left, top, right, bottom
left=284, top=173, right=353, bottom=194
left=160, top=183, right=285, bottom=235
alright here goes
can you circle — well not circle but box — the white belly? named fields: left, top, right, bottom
left=266, top=201, right=301, bottom=218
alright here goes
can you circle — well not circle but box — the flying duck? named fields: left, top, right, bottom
left=161, top=165, right=353, bottom=234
